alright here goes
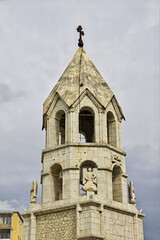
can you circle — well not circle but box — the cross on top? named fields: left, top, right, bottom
left=77, top=25, right=85, bottom=48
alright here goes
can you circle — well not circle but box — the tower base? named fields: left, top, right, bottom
left=22, top=197, right=145, bottom=240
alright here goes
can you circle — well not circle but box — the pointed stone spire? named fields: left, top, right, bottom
left=43, top=48, right=123, bottom=118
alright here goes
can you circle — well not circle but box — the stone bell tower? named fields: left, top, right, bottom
left=22, top=26, right=145, bottom=240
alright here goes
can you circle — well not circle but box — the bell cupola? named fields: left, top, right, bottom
left=41, top=45, right=127, bottom=205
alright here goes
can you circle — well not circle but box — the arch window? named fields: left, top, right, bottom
left=107, top=111, right=117, bottom=147
left=55, top=110, right=65, bottom=145
left=51, top=164, right=63, bottom=201
left=112, top=165, right=122, bottom=202
left=80, top=160, right=98, bottom=195
left=79, top=108, right=94, bottom=143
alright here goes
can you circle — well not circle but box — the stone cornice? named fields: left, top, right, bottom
left=35, top=205, right=76, bottom=216
left=22, top=200, right=145, bottom=219
left=98, top=167, right=112, bottom=172
left=122, top=173, right=128, bottom=178
left=41, top=143, right=126, bottom=163
left=77, top=237, right=104, bottom=240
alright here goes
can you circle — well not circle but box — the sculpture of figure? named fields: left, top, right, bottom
left=30, top=180, right=38, bottom=204
left=82, top=168, right=97, bottom=193
left=128, top=181, right=136, bottom=204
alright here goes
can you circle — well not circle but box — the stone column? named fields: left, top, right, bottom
left=63, top=169, right=79, bottom=199
left=133, top=214, right=139, bottom=240
left=68, top=109, right=78, bottom=143
left=41, top=173, right=52, bottom=207
left=76, top=204, right=82, bottom=238
left=94, top=110, right=99, bottom=143
left=30, top=213, right=36, bottom=240
left=99, top=109, right=105, bottom=143
left=97, top=169, right=112, bottom=200
left=122, top=173, right=128, bottom=204
left=22, top=215, right=31, bottom=240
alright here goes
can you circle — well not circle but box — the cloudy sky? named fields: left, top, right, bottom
left=0, top=0, right=159, bottom=239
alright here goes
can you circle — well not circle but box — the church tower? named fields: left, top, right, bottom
left=23, top=26, right=145, bottom=240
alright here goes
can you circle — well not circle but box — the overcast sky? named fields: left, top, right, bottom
left=0, top=0, right=159, bottom=239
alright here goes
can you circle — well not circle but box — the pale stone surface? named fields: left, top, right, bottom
left=128, top=181, right=136, bottom=204
left=30, top=181, right=38, bottom=204
left=36, top=209, right=76, bottom=240
left=42, top=48, right=125, bottom=129
left=82, top=168, right=97, bottom=193
left=22, top=47, right=144, bottom=240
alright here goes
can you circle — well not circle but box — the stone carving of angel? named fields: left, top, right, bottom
left=82, top=168, right=97, bottom=193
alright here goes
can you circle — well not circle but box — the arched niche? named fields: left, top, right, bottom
left=55, top=110, right=65, bottom=145
left=51, top=163, right=63, bottom=201
left=79, top=107, right=95, bottom=143
left=112, top=165, right=122, bottom=203
left=79, top=160, right=98, bottom=195
left=107, top=111, right=117, bottom=147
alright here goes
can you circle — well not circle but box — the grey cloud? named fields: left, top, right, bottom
left=0, top=0, right=159, bottom=239
left=125, top=144, right=160, bottom=240
left=0, top=83, right=24, bottom=103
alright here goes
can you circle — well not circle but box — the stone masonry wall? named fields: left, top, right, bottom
left=36, top=208, right=76, bottom=240
left=104, top=208, right=144, bottom=240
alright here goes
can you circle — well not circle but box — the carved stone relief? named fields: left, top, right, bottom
left=128, top=181, right=136, bottom=204
left=82, top=168, right=97, bottom=193
left=30, top=180, right=38, bottom=204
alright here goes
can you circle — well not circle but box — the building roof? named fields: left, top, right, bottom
left=0, top=210, right=12, bottom=214
left=0, top=211, right=23, bottom=222
left=43, top=48, right=124, bottom=128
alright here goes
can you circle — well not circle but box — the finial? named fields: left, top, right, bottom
left=77, top=25, right=84, bottom=48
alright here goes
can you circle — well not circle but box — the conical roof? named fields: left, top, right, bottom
left=43, top=48, right=124, bottom=119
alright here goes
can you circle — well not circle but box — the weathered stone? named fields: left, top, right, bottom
left=22, top=47, right=145, bottom=240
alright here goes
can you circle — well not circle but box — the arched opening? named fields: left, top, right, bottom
left=112, top=165, right=122, bottom=202
left=79, top=108, right=94, bottom=142
left=51, top=163, right=63, bottom=201
left=55, top=110, right=65, bottom=145
left=107, top=111, right=117, bottom=147
left=80, top=160, right=98, bottom=195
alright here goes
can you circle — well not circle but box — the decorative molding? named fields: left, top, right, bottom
left=63, top=167, right=79, bottom=172
left=34, top=205, right=76, bottom=216
left=41, top=143, right=126, bottom=163
left=122, top=173, right=128, bottom=178
left=98, top=167, right=112, bottom=172
left=77, top=236, right=104, bottom=240
left=104, top=205, right=136, bottom=217
left=41, top=171, right=49, bottom=177
left=71, top=88, right=104, bottom=110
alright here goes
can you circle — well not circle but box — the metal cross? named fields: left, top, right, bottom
left=77, top=25, right=85, bottom=48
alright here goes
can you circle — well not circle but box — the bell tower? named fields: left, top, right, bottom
left=23, top=26, right=145, bottom=240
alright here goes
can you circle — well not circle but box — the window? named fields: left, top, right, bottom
left=107, top=111, right=117, bottom=147
left=2, top=216, right=10, bottom=224
left=51, top=164, right=63, bottom=201
left=0, top=229, right=10, bottom=239
left=79, top=108, right=94, bottom=142
left=112, top=165, right=122, bottom=202
left=55, top=111, right=65, bottom=145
